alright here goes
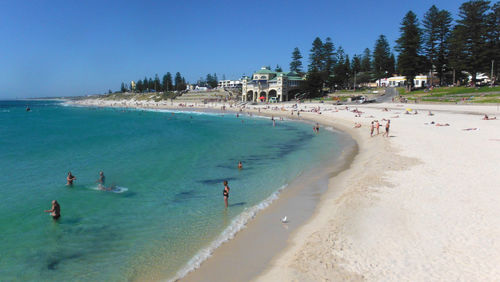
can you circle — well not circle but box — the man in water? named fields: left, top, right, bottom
left=97, top=171, right=106, bottom=190
left=238, top=161, right=243, bottom=169
left=44, top=200, right=61, bottom=220
left=66, top=172, right=76, bottom=186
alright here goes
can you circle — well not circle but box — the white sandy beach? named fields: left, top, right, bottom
left=72, top=98, right=500, bottom=281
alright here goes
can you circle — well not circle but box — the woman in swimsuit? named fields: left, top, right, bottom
left=238, top=161, right=243, bottom=170
left=45, top=200, right=61, bottom=220
left=66, top=172, right=76, bottom=186
left=223, top=180, right=230, bottom=208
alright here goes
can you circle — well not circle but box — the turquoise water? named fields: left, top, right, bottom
left=0, top=100, right=348, bottom=281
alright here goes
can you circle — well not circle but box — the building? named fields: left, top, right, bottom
left=376, top=75, right=430, bottom=88
left=241, top=67, right=305, bottom=102
left=218, top=80, right=242, bottom=89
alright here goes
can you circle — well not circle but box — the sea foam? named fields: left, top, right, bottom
left=169, top=184, right=288, bottom=281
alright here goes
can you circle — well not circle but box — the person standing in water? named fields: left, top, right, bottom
left=44, top=200, right=61, bottom=220
left=238, top=161, right=243, bottom=169
left=66, top=172, right=76, bottom=186
left=97, top=171, right=105, bottom=190
left=223, top=180, right=230, bottom=208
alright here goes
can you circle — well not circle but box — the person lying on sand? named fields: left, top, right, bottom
left=462, top=128, right=479, bottom=131
left=391, top=115, right=400, bottom=118
left=436, top=123, right=450, bottom=126
left=354, top=123, right=362, bottom=128
left=483, top=114, right=496, bottom=120
left=382, top=108, right=389, bottom=112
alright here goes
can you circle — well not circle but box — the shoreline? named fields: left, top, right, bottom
left=68, top=98, right=360, bottom=281
left=69, top=98, right=500, bottom=280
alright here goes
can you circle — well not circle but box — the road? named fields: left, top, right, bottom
left=376, top=87, right=398, bottom=103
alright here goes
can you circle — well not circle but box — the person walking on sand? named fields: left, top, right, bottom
left=375, top=121, right=380, bottom=135
left=44, top=200, right=61, bottom=220
left=370, top=121, right=374, bottom=137
left=66, top=172, right=76, bottom=186
left=223, top=180, right=230, bottom=208
left=383, top=120, right=391, bottom=137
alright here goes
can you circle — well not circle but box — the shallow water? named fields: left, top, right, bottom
left=0, top=100, right=347, bottom=281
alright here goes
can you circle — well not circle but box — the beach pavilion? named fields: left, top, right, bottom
left=241, top=67, right=305, bottom=102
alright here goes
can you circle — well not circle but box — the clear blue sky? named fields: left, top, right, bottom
left=0, top=0, right=462, bottom=99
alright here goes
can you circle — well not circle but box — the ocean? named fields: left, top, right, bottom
left=0, top=100, right=349, bottom=281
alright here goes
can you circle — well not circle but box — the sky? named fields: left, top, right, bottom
left=0, top=0, right=463, bottom=99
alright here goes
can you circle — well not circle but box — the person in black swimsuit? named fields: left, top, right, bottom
left=45, top=200, right=61, bottom=220
left=66, top=171, right=76, bottom=186
left=223, top=180, right=230, bottom=208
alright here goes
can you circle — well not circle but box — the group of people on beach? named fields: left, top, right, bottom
left=44, top=171, right=114, bottom=220
left=369, top=120, right=390, bottom=137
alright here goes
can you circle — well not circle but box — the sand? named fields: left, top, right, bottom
left=71, top=98, right=500, bottom=281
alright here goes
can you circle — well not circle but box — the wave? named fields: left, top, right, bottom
left=169, top=184, right=288, bottom=281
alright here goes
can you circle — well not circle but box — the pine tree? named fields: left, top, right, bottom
left=485, top=2, right=499, bottom=82
left=352, top=55, right=362, bottom=73
left=165, top=72, right=173, bottom=91
left=290, top=47, right=303, bottom=74
left=333, top=47, right=349, bottom=89
left=373, top=35, right=392, bottom=80
left=395, top=11, right=424, bottom=91
left=154, top=74, right=160, bottom=92
left=275, top=65, right=283, bottom=72
left=308, top=37, right=324, bottom=72
left=148, top=78, right=154, bottom=91
left=323, top=37, right=336, bottom=88
left=451, top=0, right=491, bottom=84
left=174, top=72, right=183, bottom=91
left=136, top=79, right=143, bottom=92
left=361, top=48, right=372, bottom=72
left=389, top=53, right=396, bottom=75
left=120, top=82, right=126, bottom=93
left=423, top=6, right=452, bottom=85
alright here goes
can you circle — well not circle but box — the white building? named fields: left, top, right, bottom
left=218, top=80, right=242, bottom=89
left=242, top=67, right=305, bottom=102
left=377, top=75, right=430, bottom=88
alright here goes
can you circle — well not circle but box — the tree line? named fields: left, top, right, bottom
left=119, top=72, right=187, bottom=93
left=289, top=0, right=499, bottom=96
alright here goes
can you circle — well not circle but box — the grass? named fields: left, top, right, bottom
left=400, top=85, right=500, bottom=96
left=396, top=85, right=500, bottom=104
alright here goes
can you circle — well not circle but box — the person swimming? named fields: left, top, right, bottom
left=97, top=171, right=106, bottom=190
left=44, top=200, right=61, bottom=220
left=66, top=171, right=76, bottom=186
left=223, top=180, right=230, bottom=208
left=238, top=161, right=243, bottom=169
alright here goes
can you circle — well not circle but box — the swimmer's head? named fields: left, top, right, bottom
left=223, top=180, right=228, bottom=186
